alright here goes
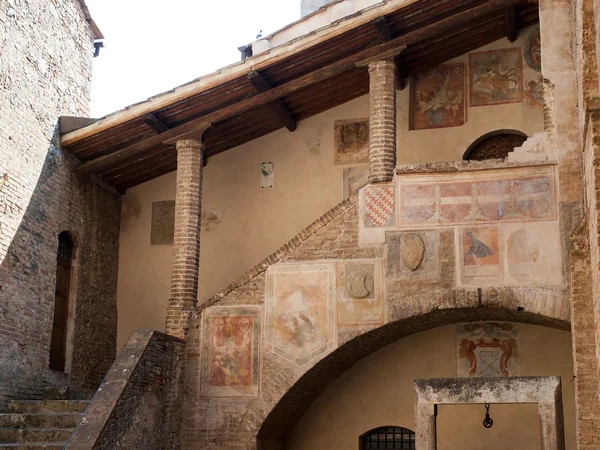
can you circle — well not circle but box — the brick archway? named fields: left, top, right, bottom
left=256, top=308, right=569, bottom=449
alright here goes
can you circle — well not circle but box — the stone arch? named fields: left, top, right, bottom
left=462, top=130, right=528, bottom=161
left=256, top=307, right=569, bottom=449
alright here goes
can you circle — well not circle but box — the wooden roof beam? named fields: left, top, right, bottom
left=504, top=6, right=518, bottom=43
left=143, top=113, right=169, bottom=134
left=247, top=71, right=297, bottom=132
left=373, top=16, right=392, bottom=43
left=75, top=0, right=525, bottom=176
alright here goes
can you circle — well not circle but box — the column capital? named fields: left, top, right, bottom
left=176, top=138, right=204, bottom=151
left=368, top=58, right=396, bottom=73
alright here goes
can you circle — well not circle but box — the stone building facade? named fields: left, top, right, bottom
left=0, top=0, right=120, bottom=404
left=3, top=0, right=600, bottom=449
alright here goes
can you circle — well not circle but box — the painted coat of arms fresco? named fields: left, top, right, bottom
left=411, top=63, right=466, bottom=130
left=200, top=307, right=261, bottom=397
left=364, top=185, right=396, bottom=228
left=461, top=226, right=500, bottom=280
left=470, top=48, right=523, bottom=106
left=265, top=264, right=336, bottom=366
left=457, top=322, right=520, bottom=377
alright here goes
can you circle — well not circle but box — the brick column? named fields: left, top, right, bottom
left=165, top=138, right=204, bottom=340
left=368, top=59, right=396, bottom=183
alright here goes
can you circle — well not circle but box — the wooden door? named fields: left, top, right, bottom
left=50, top=254, right=70, bottom=372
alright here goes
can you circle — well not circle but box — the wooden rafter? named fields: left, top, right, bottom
left=74, top=0, right=528, bottom=178
left=373, top=16, right=392, bottom=43
left=143, top=113, right=169, bottom=134
left=504, top=6, right=518, bottom=42
left=247, top=71, right=297, bottom=132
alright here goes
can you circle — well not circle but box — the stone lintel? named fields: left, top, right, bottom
left=414, top=376, right=562, bottom=405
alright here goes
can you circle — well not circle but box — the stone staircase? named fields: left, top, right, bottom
left=0, top=400, right=89, bottom=449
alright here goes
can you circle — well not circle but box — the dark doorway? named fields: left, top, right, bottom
left=50, top=232, right=74, bottom=372
left=463, top=130, right=527, bottom=161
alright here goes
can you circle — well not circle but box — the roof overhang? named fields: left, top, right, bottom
left=61, top=0, right=539, bottom=192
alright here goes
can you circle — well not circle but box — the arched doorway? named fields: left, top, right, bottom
left=463, top=130, right=528, bottom=161
left=50, top=232, right=75, bottom=372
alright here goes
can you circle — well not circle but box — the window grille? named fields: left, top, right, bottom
left=361, top=426, right=416, bottom=449
left=464, top=132, right=527, bottom=161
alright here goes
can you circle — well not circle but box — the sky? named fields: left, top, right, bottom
left=86, top=0, right=300, bottom=118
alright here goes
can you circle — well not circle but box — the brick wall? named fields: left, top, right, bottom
left=65, top=330, right=186, bottom=450
left=0, top=0, right=121, bottom=403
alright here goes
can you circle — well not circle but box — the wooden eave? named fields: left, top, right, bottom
left=61, top=0, right=539, bottom=192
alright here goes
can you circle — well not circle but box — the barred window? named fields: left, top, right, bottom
left=360, top=426, right=416, bottom=449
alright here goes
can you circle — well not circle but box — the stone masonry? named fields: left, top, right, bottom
left=165, top=138, right=205, bottom=340
left=65, top=330, right=186, bottom=450
left=0, top=0, right=120, bottom=404
left=368, top=59, right=396, bottom=183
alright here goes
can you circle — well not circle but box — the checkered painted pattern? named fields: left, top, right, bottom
left=365, top=186, right=396, bottom=227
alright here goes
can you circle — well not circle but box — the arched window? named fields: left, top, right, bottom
left=50, top=232, right=75, bottom=372
left=360, top=426, right=416, bottom=449
left=463, top=130, right=527, bottom=161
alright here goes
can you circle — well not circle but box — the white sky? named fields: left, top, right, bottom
left=86, top=0, right=300, bottom=118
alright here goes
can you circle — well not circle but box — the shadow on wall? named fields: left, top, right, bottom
left=0, top=125, right=121, bottom=405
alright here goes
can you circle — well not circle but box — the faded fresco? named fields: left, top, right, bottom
left=364, top=185, right=396, bottom=228
left=411, top=63, right=466, bottom=130
left=200, top=307, right=261, bottom=397
left=337, top=261, right=384, bottom=326
left=523, top=26, right=541, bottom=72
left=461, top=226, right=500, bottom=280
left=265, top=264, right=336, bottom=366
left=334, top=119, right=369, bottom=164
left=504, top=221, right=561, bottom=284
left=457, top=322, right=520, bottom=377
left=398, top=167, right=556, bottom=227
left=343, top=166, right=369, bottom=198
left=470, top=48, right=523, bottom=106
left=151, top=200, right=175, bottom=245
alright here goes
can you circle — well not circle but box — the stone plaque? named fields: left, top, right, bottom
left=151, top=200, right=175, bottom=245
left=337, top=261, right=384, bottom=327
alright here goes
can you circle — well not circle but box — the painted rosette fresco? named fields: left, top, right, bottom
left=265, top=263, right=336, bottom=366
left=397, top=166, right=556, bottom=227
left=364, top=185, right=396, bottom=228
left=200, top=307, right=261, bottom=397
left=457, top=322, right=520, bottom=377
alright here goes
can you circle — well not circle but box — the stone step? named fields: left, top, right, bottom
left=7, top=401, right=88, bottom=414
left=0, top=428, right=72, bottom=444
left=0, top=413, right=82, bottom=429
left=0, top=444, right=65, bottom=449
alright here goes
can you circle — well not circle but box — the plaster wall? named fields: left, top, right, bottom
left=116, top=30, right=543, bottom=348
left=288, top=324, right=575, bottom=450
